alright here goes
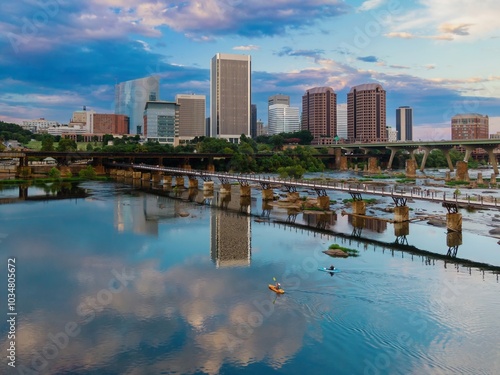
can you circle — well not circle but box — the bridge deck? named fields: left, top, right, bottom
left=111, top=164, right=500, bottom=210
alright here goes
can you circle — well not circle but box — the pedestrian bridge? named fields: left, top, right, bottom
left=109, top=163, right=500, bottom=211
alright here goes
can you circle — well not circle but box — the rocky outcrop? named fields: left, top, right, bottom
left=322, top=249, right=348, bottom=258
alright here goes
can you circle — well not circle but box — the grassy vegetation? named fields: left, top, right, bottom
left=25, top=141, right=99, bottom=151
left=445, top=180, right=472, bottom=186
left=370, top=174, right=391, bottom=179
left=328, top=243, right=360, bottom=257
left=396, top=178, right=416, bottom=183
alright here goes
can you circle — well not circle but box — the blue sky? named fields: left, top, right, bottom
left=1, top=0, right=500, bottom=140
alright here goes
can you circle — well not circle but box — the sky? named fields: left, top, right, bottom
left=1, top=0, right=500, bottom=140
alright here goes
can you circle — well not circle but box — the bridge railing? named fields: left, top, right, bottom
left=108, top=163, right=498, bottom=209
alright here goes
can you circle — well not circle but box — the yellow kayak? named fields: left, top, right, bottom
left=268, top=284, right=285, bottom=294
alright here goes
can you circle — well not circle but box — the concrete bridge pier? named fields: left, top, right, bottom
left=240, top=184, right=251, bottom=197
left=334, top=148, right=342, bottom=170
left=316, top=196, right=330, bottom=210
left=141, top=172, right=151, bottom=182
left=133, top=171, right=142, bottom=179
left=393, top=206, right=410, bottom=222
left=220, top=183, right=232, bottom=194
left=162, top=175, right=172, bottom=186
left=124, top=170, right=133, bottom=178
left=352, top=200, right=366, bottom=215
left=386, top=147, right=397, bottom=170
left=203, top=181, right=214, bottom=191
left=484, top=146, right=499, bottom=175
left=109, top=169, right=117, bottom=177
left=477, top=173, right=484, bottom=185
left=188, top=177, right=198, bottom=189
left=262, top=188, right=274, bottom=201
left=455, top=161, right=469, bottom=181
left=441, top=149, right=454, bottom=172
left=152, top=173, right=162, bottom=183
left=367, top=157, right=378, bottom=174
left=491, top=174, right=497, bottom=186
left=117, top=169, right=125, bottom=177
left=406, top=159, right=417, bottom=178
left=339, top=156, right=348, bottom=171
left=447, top=213, right=462, bottom=232
left=175, top=176, right=185, bottom=188
left=287, top=192, right=300, bottom=202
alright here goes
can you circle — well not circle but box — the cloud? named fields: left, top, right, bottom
left=358, top=0, right=386, bottom=12
left=357, top=55, right=379, bottom=63
left=105, top=0, right=349, bottom=38
left=384, top=0, right=500, bottom=42
left=275, top=47, right=325, bottom=63
left=384, top=32, right=453, bottom=41
left=439, top=23, right=473, bottom=36
left=389, top=65, right=410, bottom=69
left=233, top=45, right=260, bottom=51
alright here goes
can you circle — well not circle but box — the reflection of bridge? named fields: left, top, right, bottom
left=0, top=184, right=88, bottom=204
left=113, top=164, right=500, bottom=211
left=137, top=183, right=500, bottom=277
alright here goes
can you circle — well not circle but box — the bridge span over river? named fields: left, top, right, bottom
left=111, top=163, right=500, bottom=210
left=109, top=163, right=500, bottom=234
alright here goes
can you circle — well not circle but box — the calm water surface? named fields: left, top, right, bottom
left=0, top=181, right=499, bottom=375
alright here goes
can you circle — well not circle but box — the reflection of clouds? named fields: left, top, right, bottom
left=1, top=252, right=310, bottom=375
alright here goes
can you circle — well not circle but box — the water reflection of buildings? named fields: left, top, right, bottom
left=114, top=193, right=180, bottom=236
left=210, top=191, right=251, bottom=268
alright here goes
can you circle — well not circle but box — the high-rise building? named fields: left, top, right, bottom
left=115, top=76, right=159, bottom=135
left=268, top=94, right=290, bottom=107
left=256, top=120, right=266, bottom=136
left=93, top=114, right=129, bottom=135
left=451, top=113, right=489, bottom=140
left=268, top=104, right=300, bottom=135
left=175, top=94, right=206, bottom=143
left=251, top=104, right=257, bottom=138
left=268, top=94, right=291, bottom=135
left=347, top=83, right=387, bottom=142
left=210, top=53, right=251, bottom=142
left=301, top=87, right=337, bottom=145
left=396, top=106, right=413, bottom=141
left=336, top=103, right=348, bottom=140
left=143, top=101, right=179, bottom=145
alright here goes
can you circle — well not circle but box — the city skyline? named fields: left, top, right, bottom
left=1, top=0, right=500, bottom=140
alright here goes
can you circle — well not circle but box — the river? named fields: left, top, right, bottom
left=0, top=178, right=499, bottom=375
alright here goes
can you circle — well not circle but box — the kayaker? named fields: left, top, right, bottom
left=275, top=282, right=281, bottom=290
left=328, top=265, right=335, bottom=271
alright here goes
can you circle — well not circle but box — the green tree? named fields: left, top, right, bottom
left=79, top=166, right=97, bottom=179
left=278, top=165, right=306, bottom=179
left=48, top=167, right=61, bottom=179
left=86, top=143, right=94, bottom=151
left=41, top=135, right=55, bottom=151
left=102, top=134, right=114, bottom=146
left=57, top=138, right=77, bottom=152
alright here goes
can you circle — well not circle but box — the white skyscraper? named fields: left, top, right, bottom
left=268, top=104, right=300, bottom=135
left=210, top=53, right=251, bottom=142
left=336, top=103, right=347, bottom=139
